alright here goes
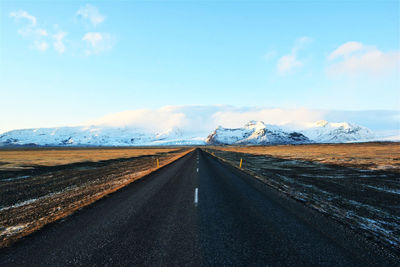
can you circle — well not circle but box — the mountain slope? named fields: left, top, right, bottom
left=0, top=120, right=377, bottom=147
left=206, top=121, right=310, bottom=145
left=301, top=120, right=375, bottom=143
left=0, top=126, right=206, bottom=146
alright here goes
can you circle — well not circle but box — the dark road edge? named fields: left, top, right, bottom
left=202, top=150, right=400, bottom=265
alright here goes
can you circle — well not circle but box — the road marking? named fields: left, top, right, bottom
left=196, top=168, right=199, bottom=173
left=194, top=188, right=198, bottom=206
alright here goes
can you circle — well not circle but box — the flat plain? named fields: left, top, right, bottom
left=2, top=149, right=399, bottom=266
left=0, top=147, right=182, bottom=171
left=1, top=143, right=399, bottom=256
left=208, top=142, right=400, bottom=172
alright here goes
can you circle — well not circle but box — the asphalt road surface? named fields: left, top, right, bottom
left=1, top=149, right=398, bottom=266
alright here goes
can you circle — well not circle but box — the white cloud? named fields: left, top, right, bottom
left=16, top=27, right=47, bottom=38
left=17, top=27, right=34, bottom=37
left=36, top=28, right=48, bottom=36
left=277, top=55, right=303, bottom=73
left=34, top=40, right=48, bottom=51
left=328, top=41, right=363, bottom=60
left=88, top=109, right=187, bottom=133
left=277, top=36, right=311, bottom=74
left=211, top=108, right=323, bottom=129
left=4, top=105, right=398, bottom=135
left=9, top=10, right=37, bottom=26
left=82, top=106, right=399, bottom=138
left=53, top=32, right=67, bottom=53
left=9, top=10, right=53, bottom=52
left=76, top=4, right=105, bottom=26
left=10, top=7, right=113, bottom=55
left=327, top=42, right=400, bottom=77
left=82, top=32, right=103, bottom=46
left=86, top=105, right=326, bottom=133
left=82, top=32, right=114, bottom=55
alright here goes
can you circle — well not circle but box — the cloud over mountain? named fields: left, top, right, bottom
left=82, top=106, right=398, bottom=138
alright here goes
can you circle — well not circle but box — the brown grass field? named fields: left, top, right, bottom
left=0, top=147, right=182, bottom=171
left=209, top=142, right=400, bottom=172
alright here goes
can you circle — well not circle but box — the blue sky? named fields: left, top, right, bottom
left=0, top=0, right=399, bottom=132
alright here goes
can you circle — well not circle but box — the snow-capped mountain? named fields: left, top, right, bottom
left=301, top=120, right=375, bottom=143
left=0, top=126, right=206, bottom=146
left=0, top=120, right=377, bottom=147
left=205, top=120, right=376, bottom=145
left=152, top=127, right=207, bottom=145
left=206, top=121, right=310, bottom=145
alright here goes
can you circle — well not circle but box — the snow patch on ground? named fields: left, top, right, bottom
left=0, top=185, right=78, bottom=211
left=0, top=224, right=30, bottom=237
left=2, top=175, right=31, bottom=182
left=364, top=184, right=400, bottom=195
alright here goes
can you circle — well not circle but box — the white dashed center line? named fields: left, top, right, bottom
left=194, top=188, right=198, bottom=206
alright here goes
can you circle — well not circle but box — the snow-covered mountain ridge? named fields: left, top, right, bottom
left=0, top=120, right=377, bottom=146
left=301, top=120, right=375, bottom=143
left=0, top=126, right=206, bottom=147
left=206, top=121, right=310, bottom=145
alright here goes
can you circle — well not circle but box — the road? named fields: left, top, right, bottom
left=0, top=149, right=398, bottom=266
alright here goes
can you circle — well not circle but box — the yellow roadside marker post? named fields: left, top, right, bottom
left=239, top=158, right=243, bottom=169
left=157, top=159, right=160, bottom=168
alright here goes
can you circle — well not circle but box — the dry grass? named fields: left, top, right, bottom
left=0, top=147, right=181, bottom=170
left=210, top=142, right=400, bottom=172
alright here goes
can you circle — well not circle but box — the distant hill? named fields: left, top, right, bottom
left=0, top=120, right=377, bottom=146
